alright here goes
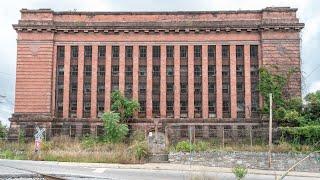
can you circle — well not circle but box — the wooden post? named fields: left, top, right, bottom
left=268, top=93, right=273, bottom=168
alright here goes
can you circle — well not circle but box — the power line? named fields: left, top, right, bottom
left=305, top=64, right=320, bottom=79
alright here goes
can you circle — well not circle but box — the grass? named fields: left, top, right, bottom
left=0, top=135, right=149, bottom=164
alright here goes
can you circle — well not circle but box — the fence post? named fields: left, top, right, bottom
left=222, top=129, right=225, bottom=149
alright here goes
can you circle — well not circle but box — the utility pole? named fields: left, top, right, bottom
left=268, top=93, right=273, bottom=168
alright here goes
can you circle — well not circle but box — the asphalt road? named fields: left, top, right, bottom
left=0, top=159, right=319, bottom=180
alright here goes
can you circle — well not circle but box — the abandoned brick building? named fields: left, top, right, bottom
left=10, top=7, right=304, bottom=138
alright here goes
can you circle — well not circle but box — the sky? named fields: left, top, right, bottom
left=0, top=0, right=319, bottom=126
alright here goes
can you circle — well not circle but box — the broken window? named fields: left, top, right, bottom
left=153, top=66, right=160, bottom=77
left=166, top=65, right=174, bottom=76
left=167, top=101, right=174, bottom=111
left=112, top=65, right=119, bottom=76
left=194, top=65, right=202, bottom=77
left=167, top=83, right=174, bottom=93
left=97, top=82, right=105, bottom=94
left=58, top=65, right=64, bottom=76
left=139, top=66, right=146, bottom=76
left=222, top=83, right=229, bottom=94
left=209, top=83, right=215, bottom=93
left=98, top=46, right=106, bottom=59
left=180, top=83, right=188, bottom=94
left=236, top=65, right=244, bottom=76
left=84, top=82, right=91, bottom=94
left=194, top=83, right=202, bottom=94
left=208, top=65, right=215, bottom=76
left=139, top=83, right=146, bottom=94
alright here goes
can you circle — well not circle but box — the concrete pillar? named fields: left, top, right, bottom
left=146, top=45, right=153, bottom=118
left=230, top=45, right=237, bottom=119
left=216, top=45, right=223, bottom=119
left=63, top=45, right=70, bottom=118
left=174, top=45, right=180, bottom=118
left=119, top=45, right=126, bottom=94
left=202, top=45, right=209, bottom=119
left=76, top=45, right=84, bottom=118
left=104, top=45, right=112, bottom=112
left=91, top=45, right=98, bottom=118
left=244, top=45, right=252, bottom=118
left=188, top=45, right=194, bottom=118
left=160, top=45, right=167, bottom=118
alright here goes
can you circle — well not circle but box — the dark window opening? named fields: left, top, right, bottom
left=139, top=46, right=147, bottom=58
left=84, top=46, right=92, bottom=58
left=98, top=82, right=105, bottom=94
left=250, top=45, right=258, bottom=60
left=223, top=101, right=230, bottom=112
left=194, top=65, right=202, bottom=77
left=139, top=66, right=146, bottom=76
left=98, top=65, right=105, bottom=76
left=222, top=45, right=230, bottom=60
left=166, top=46, right=174, bottom=58
left=208, top=45, right=216, bottom=59
left=70, top=65, right=78, bottom=76
left=125, top=66, right=132, bottom=76
left=71, top=83, right=77, bottom=94
left=209, top=101, right=216, bottom=112
left=181, top=83, right=188, bottom=94
left=139, top=101, right=146, bottom=112
left=236, top=65, right=244, bottom=76
left=167, top=83, right=174, bottom=93
left=180, top=101, right=188, bottom=111
left=84, top=65, right=92, bottom=77
left=209, top=83, right=215, bottom=93
left=98, top=46, right=106, bottom=59
left=236, top=45, right=244, bottom=60
left=58, top=65, right=64, bottom=76
left=125, top=46, right=133, bottom=59
left=152, top=65, right=160, bottom=77
left=84, top=82, right=91, bottom=94
left=71, top=46, right=78, bottom=59
left=166, top=65, right=174, bottom=76
left=222, top=65, right=229, bottom=76
left=237, top=82, right=244, bottom=91
left=194, top=83, right=202, bottom=94
left=57, top=46, right=65, bottom=59
left=194, top=45, right=202, bottom=58
left=208, top=65, right=215, bottom=76
left=112, top=46, right=119, bottom=58
left=139, top=83, right=146, bottom=94
left=152, top=46, right=160, bottom=59
left=167, top=101, right=174, bottom=111
left=222, top=83, right=229, bottom=94
left=112, top=65, right=119, bottom=76
left=180, top=65, right=188, bottom=76
left=180, top=46, right=188, bottom=58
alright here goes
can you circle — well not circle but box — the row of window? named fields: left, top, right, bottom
left=57, top=45, right=259, bottom=61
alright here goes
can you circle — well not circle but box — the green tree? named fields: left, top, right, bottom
left=102, top=112, right=129, bottom=143
left=304, top=90, right=320, bottom=121
left=0, top=122, right=7, bottom=139
left=110, top=90, right=140, bottom=123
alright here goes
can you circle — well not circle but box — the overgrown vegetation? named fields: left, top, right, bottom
left=258, top=67, right=320, bottom=147
left=0, top=122, right=7, bottom=139
left=232, top=166, right=248, bottom=180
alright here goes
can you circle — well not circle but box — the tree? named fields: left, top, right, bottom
left=304, top=90, right=320, bottom=121
left=0, top=122, right=7, bottom=139
left=102, top=112, right=129, bottom=143
left=110, top=90, right=140, bottom=123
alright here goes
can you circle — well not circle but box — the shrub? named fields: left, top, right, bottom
left=129, top=130, right=146, bottom=142
left=18, top=129, right=25, bottom=144
left=0, top=122, right=7, bottom=139
left=130, top=140, right=149, bottom=162
left=232, top=166, right=248, bottom=180
left=102, top=112, right=129, bottom=143
left=194, top=141, right=210, bottom=152
left=81, top=135, right=98, bottom=149
left=175, top=141, right=193, bottom=152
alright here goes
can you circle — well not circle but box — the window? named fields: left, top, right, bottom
left=139, top=83, right=146, bottom=94
left=222, top=83, right=229, bottom=94
left=209, top=83, right=215, bottom=93
left=84, top=82, right=91, bottom=94
left=125, top=46, right=133, bottom=59
left=112, top=46, right=119, bottom=58
left=70, top=65, right=78, bottom=76
left=208, top=65, right=215, bottom=76
left=195, top=101, right=202, bottom=111
left=180, top=101, right=188, bottom=111
left=222, top=45, right=230, bottom=60
left=139, top=66, right=146, bottom=76
left=97, top=101, right=104, bottom=112
left=71, top=46, right=78, bottom=59
left=98, top=46, right=106, bottom=58
left=152, top=66, right=160, bottom=77
left=222, top=65, right=229, bottom=76
left=70, top=83, right=77, bottom=94
left=209, top=101, right=215, bottom=112
left=57, top=46, right=65, bottom=59
left=167, top=101, right=174, bottom=111
left=70, top=101, right=77, bottom=111
left=125, top=66, right=132, bottom=76
left=208, top=45, right=216, bottom=59
left=194, top=83, right=202, bottom=94
left=167, top=83, right=174, bottom=93
left=58, top=84, right=64, bottom=94
left=152, top=83, right=160, bottom=94
left=112, top=65, right=119, bottom=76
left=237, top=82, right=243, bottom=91
left=166, top=66, right=174, bottom=76
left=194, top=45, right=202, bottom=58
left=152, top=101, right=160, bottom=111
left=236, top=45, right=244, bottom=60
left=251, top=65, right=259, bottom=76
left=111, top=83, right=119, bottom=91
left=58, top=65, right=64, bottom=76
left=139, top=46, right=146, bottom=58
left=125, top=83, right=132, bottom=93
left=223, top=100, right=230, bottom=112
left=139, top=101, right=146, bottom=112
left=194, top=65, right=202, bottom=76
left=250, top=45, right=258, bottom=60
left=84, top=102, right=91, bottom=111
left=180, top=46, right=188, bottom=58
left=84, top=46, right=92, bottom=58
left=98, top=82, right=105, bottom=94
left=166, top=46, right=174, bottom=58
left=152, top=46, right=160, bottom=59
left=181, top=83, right=188, bottom=94
left=57, top=102, right=63, bottom=111
left=236, top=65, right=243, bottom=76
left=98, top=65, right=105, bottom=76
left=237, top=100, right=245, bottom=111
left=180, top=65, right=188, bottom=76
left=84, top=65, right=92, bottom=77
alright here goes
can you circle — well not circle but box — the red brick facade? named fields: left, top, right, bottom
left=10, top=7, right=304, bottom=135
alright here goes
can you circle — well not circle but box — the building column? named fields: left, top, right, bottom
left=132, top=45, right=139, bottom=101
left=77, top=45, right=84, bottom=118
left=202, top=45, right=209, bottom=119
left=104, top=45, right=112, bottom=112
left=63, top=45, right=70, bottom=118
left=174, top=45, right=180, bottom=118
left=230, top=45, right=237, bottom=119
left=160, top=45, right=167, bottom=118
left=146, top=45, right=153, bottom=118
left=51, top=46, right=57, bottom=115
left=188, top=45, right=194, bottom=118
left=91, top=45, right=98, bottom=118
left=119, top=45, right=125, bottom=94
left=244, top=45, right=252, bottom=119
left=216, top=45, right=223, bottom=119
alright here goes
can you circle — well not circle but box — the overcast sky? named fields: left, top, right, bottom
left=0, top=0, right=319, bottom=126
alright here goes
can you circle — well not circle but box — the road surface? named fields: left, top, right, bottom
left=0, top=159, right=319, bottom=179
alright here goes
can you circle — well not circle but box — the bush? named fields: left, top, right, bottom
left=194, top=141, right=211, bottom=152
left=130, top=140, right=149, bottom=162
left=0, top=122, right=7, bottom=139
left=102, top=112, right=129, bottom=143
left=232, top=166, right=248, bottom=180
left=175, top=141, right=193, bottom=152
left=81, top=135, right=98, bottom=149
